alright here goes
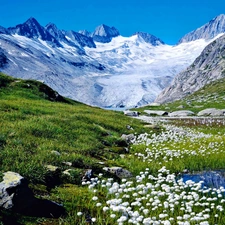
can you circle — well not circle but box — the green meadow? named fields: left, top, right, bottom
left=1, top=73, right=225, bottom=225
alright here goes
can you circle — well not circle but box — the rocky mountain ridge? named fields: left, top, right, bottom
left=178, top=14, right=225, bottom=44
left=155, top=33, right=225, bottom=103
left=0, top=15, right=225, bottom=108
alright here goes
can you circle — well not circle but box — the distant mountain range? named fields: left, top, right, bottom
left=0, top=14, right=225, bottom=108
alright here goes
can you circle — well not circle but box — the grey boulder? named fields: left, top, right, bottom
left=0, top=171, right=65, bottom=218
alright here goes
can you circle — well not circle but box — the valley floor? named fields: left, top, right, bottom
left=60, top=115, right=225, bottom=225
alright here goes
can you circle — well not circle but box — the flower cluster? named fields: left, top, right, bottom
left=84, top=166, right=225, bottom=224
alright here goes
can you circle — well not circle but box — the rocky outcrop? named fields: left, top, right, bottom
left=0, top=171, right=65, bottom=217
left=197, top=108, right=225, bottom=116
left=103, top=167, right=133, bottom=179
left=168, top=110, right=195, bottom=117
left=156, top=33, right=225, bottom=103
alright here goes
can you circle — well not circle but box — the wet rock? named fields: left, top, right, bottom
left=0, top=171, right=65, bottom=218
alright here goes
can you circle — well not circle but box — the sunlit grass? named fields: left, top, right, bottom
left=1, top=72, right=225, bottom=224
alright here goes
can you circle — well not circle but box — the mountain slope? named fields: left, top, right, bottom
left=178, top=14, right=225, bottom=44
left=0, top=16, right=224, bottom=108
left=155, top=33, right=225, bottom=103
left=85, top=35, right=213, bottom=107
left=8, top=17, right=62, bottom=47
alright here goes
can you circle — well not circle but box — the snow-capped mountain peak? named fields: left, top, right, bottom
left=1, top=15, right=225, bottom=108
left=91, top=24, right=120, bottom=43
left=178, top=14, right=225, bottom=44
left=8, top=17, right=61, bottom=47
left=132, top=32, right=165, bottom=46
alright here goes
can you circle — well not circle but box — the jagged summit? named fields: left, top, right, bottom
left=133, top=32, right=165, bottom=46
left=45, top=23, right=65, bottom=40
left=1, top=15, right=225, bottom=108
left=178, top=14, right=225, bottom=44
left=91, top=24, right=120, bottom=43
left=8, top=17, right=61, bottom=46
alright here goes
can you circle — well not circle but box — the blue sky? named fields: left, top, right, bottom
left=0, top=0, right=224, bottom=44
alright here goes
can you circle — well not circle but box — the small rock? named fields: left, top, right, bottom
left=126, top=125, right=133, bottom=130
left=103, top=167, right=133, bottom=179
left=63, top=169, right=73, bottom=176
left=51, top=150, right=61, bottom=156
left=46, top=165, right=59, bottom=172
left=177, top=105, right=184, bottom=109
left=121, top=134, right=136, bottom=144
left=62, top=161, right=72, bottom=166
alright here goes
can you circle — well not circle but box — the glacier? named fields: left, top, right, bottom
left=0, top=17, right=221, bottom=108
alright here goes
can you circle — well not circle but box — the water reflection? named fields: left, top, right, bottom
left=182, top=170, right=225, bottom=188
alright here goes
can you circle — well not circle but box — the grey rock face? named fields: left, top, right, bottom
left=178, top=14, right=225, bottom=44
left=8, top=17, right=62, bottom=47
left=156, top=34, right=225, bottom=103
left=65, top=30, right=96, bottom=48
left=133, top=32, right=164, bottom=45
left=91, top=24, right=120, bottom=43
left=0, top=171, right=65, bottom=217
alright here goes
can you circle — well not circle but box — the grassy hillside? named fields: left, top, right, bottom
left=138, top=77, right=225, bottom=114
left=1, top=73, right=225, bottom=225
left=0, top=72, right=152, bottom=224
